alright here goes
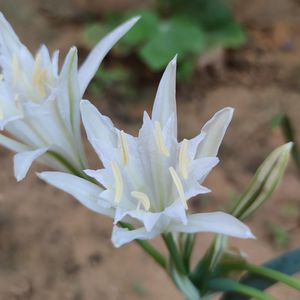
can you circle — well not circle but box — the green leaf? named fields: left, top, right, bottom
left=267, top=223, right=289, bottom=248
left=221, top=248, right=300, bottom=300
left=206, top=22, right=247, bottom=49
left=122, top=10, right=159, bottom=46
left=139, top=17, right=206, bottom=70
left=84, top=23, right=108, bottom=48
left=177, top=59, right=195, bottom=81
left=209, top=278, right=276, bottom=300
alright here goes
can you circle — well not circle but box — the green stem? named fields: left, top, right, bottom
left=162, top=233, right=187, bottom=274
left=180, top=233, right=195, bottom=273
left=227, top=263, right=300, bottom=292
left=119, top=222, right=167, bottom=270
left=208, top=278, right=276, bottom=300
left=48, top=151, right=98, bottom=184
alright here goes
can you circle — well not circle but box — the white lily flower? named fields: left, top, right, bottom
left=39, top=57, right=254, bottom=247
left=0, top=12, right=139, bottom=180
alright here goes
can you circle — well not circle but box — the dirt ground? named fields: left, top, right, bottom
left=1, top=0, right=300, bottom=299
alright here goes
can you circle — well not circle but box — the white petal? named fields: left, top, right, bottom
left=80, top=100, right=118, bottom=158
left=78, top=16, right=140, bottom=96
left=38, top=171, right=114, bottom=217
left=111, top=225, right=159, bottom=247
left=152, top=56, right=177, bottom=136
left=170, top=212, right=255, bottom=239
left=14, top=147, right=48, bottom=181
left=115, top=208, right=162, bottom=232
left=58, top=47, right=80, bottom=134
left=190, top=157, right=219, bottom=182
left=164, top=201, right=187, bottom=225
left=0, top=133, right=30, bottom=152
left=0, top=12, right=21, bottom=52
left=196, top=107, right=234, bottom=158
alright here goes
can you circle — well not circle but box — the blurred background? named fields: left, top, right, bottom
left=1, top=0, right=300, bottom=299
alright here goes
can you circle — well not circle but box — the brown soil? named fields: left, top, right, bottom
left=1, top=0, right=300, bottom=299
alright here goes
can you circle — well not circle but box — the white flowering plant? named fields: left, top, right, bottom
left=0, top=13, right=300, bottom=300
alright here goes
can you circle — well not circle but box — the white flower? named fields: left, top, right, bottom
left=39, top=57, right=254, bottom=247
left=0, top=12, right=139, bottom=180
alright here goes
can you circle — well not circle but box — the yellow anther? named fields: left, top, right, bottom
left=111, top=161, right=123, bottom=205
left=0, top=74, right=4, bottom=81
left=154, top=121, right=170, bottom=157
left=119, top=130, right=129, bottom=166
left=179, top=139, right=189, bottom=179
left=169, top=167, right=188, bottom=210
left=131, top=191, right=151, bottom=211
left=32, top=54, right=47, bottom=98
left=12, top=53, right=20, bottom=86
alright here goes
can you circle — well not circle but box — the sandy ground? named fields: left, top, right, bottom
left=1, top=0, right=300, bottom=299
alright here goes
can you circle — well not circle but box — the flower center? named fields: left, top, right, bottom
left=154, top=121, right=170, bottom=156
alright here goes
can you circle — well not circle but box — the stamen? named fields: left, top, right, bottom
left=179, top=139, right=189, bottom=179
left=32, top=54, right=47, bottom=98
left=111, top=161, right=123, bottom=205
left=119, top=130, right=129, bottom=165
left=12, top=53, right=20, bottom=86
left=131, top=191, right=150, bottom=211
left=169, top=167, right=188, bottom=209
left=0, top=74, right=4, bottom=81
left=154, top=121, right=170, bottom=156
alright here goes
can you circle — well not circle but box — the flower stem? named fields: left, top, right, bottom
left=228, top=262, right=300, bottom=292
left=119, top=222, right=167, bottom=270
left=208, top=278, right=276, bottom=300
left=162, top=233, right=187, bottom=274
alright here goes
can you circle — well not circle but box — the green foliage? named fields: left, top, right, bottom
left=268, top=223, right=290, bottom=248
left=221, top=248, right=300, bottom=300
left=139, top=17, right=206, bottom=70
left=83, top=0, right=246, bottom=83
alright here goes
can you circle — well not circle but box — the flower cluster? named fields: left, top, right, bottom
left=0, top=12, right=254, bottom=247
left=39, top=58, right=254, bottom=247
left=0, top=13, right=139, bottom=180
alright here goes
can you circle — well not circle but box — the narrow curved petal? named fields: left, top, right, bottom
left=38, top=171, right=114, bottom=217
left=58, top=47, right=80, bottom=134
left=78, top=16, right=140, bottom=97
left=112, top=225, right=159, bottom=248
left=80, top=100, right=118, bottom=158
left=14, top=147, right=49, bottom=181
left=0, top=12, right=21, bottom=52
left=196, top=107, right=234, bottom=158
left=170, top=211, right=255, bottom=239
left=152, top=56, right=177, bottom=135
left=0, top=133, right=30, bottom=152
